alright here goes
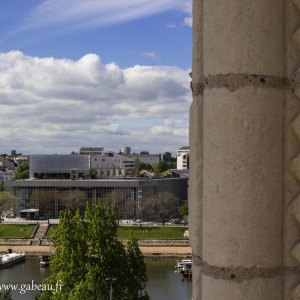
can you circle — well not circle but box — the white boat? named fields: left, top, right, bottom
left=175, top=259, right=191, bottom=272
left=0, top=252, right=25, bottom=268
left=175, top=259, right=192, bottom=277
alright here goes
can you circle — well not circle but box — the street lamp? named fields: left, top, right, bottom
left=105, top=277, right=117, bottom=300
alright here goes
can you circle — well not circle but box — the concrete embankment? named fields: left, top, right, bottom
left=0, top=239, right=192, bottom=258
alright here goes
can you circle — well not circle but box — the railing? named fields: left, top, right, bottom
left=1, top=218, right=59, bottom=225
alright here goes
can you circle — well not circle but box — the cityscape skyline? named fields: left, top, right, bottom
left=0, top=1, right=192, bottom=155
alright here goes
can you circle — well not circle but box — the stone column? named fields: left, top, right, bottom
left=189, top=0, right=203, bottom=298
left=191, top=0, right=285, bottom=299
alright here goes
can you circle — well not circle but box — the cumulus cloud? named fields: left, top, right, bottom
left=0, top=51, right=191, bottom=154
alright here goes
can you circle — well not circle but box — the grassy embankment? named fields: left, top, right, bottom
left=46, top=225, right=187, bottom=239
left=0, top=224, right=188, bottom=239
left=0, top=224, right=36, bottom=238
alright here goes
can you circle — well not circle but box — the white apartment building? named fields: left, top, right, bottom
left=90, top=152, right=135, bottom=177
left=119, top=146, right=131, bottom=155
left=177, top=146, right=190, bottom=170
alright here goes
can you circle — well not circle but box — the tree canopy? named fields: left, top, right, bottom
left=143, top=192, right=179, bottom=225
left=178, top=201, right=188, bottom=218
left=0, top=191, right=16, bottom=216
left=0, top=291, right=12, bottom=300
left=38, top=204, right=149, bottom=300
left=14, top=161, right=29, bottom=180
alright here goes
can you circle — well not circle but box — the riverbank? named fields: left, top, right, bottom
left=0, top=244, right=191, bottom=258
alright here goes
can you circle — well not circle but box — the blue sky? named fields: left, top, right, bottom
left=0, top=0, right=192, bottom=155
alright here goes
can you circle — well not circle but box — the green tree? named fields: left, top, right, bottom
left=140, top=163, right=153, bottom=172
left=126, top=236, right=149, bottom=300
left=38, top=209, right=88, bottom=299
left=162, top=152, right=176, bottom=163
left=135, top=158, right=141, bottom=176
left=14, top=161, right=29, bottom=180
left=0, top=191, right=16, bottom=219
left=178, top=201, right=188, bottom=218
left=100, top=192, right=128, bottom=224
left=151, top=161, right=176, bottom=176
left=143, top=192, right=179, bottom=225
left=38, top=204, right=149, bottom=300
left=0, top=290, right=12, bottom=300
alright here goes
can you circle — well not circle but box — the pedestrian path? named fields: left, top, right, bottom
left=31, top=224, right=49, bottom=246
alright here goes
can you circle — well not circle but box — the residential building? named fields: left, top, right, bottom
left=0, top=157, right=16, bottom=171
left=177, top=146, right=190, bottom=170
left=119, top=146, right=131, bottom=155
left=90, top=152, right=135, bottom=176
left=0, top=171, right=14, bottom=181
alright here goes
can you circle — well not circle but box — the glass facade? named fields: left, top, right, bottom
left=5, top=178, right=187, bottom=220
left=8, top=183, right=158, bottom=219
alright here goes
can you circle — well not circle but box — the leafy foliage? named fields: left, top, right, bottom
left=100, top=192, right=133, bottom=224
left=151, top=161, right=176, bottom=174
left=143, top=192, right=179, bottom=225
left=0, top=290, right=12, bottom=300
left=162, top=152, right=176, bottom=163
left=0, top=192, right=16, bottom=216
left=14, top=162, right=29, bottom=180
left=178, top=201, right=188, bottom=217
left=38, top=204, right=149, bottom=300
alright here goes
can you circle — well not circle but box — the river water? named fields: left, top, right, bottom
left=0, top=257, right=192, bottom=300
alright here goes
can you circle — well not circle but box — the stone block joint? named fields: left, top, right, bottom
left=191, top=74, right=288, bottom=96
left=192, top=253, right=300, bottom=284
left=204, top=73, right=288, bottom=92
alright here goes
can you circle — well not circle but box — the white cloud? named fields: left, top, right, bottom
left=166, top=23, right=177, bottom=29
left=184, top=17, right=192, bottom=28
left=141, top=52, right=158, bottom=59
left=0, top=51, right=191, bottom=155
left=13, top=0, right=192, bottom=34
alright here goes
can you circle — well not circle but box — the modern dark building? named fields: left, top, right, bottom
left=5, top=178, right=188, bottom=220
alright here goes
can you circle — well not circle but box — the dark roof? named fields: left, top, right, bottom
left=178, top=146, right=190, bottom=151
left=79, top=147, right=104, bottom=153
left=170, top=169, right=189, bottom=178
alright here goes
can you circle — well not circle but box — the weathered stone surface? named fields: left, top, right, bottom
left=291, top=115, right=300, bottom=141
left=202, top=275, right=282, bottom=300
left=290, top=154, right=300, bottom=183
left=291, top=283, right=300, bottom=300
left=291, top=243, right=300, bottom=264
left=292, top=28, right=300, bottom=51
left=290, top=194, right=300, bottom=225
left=191, top=0, right=286, bottom=299
left=202, top=87, right=283, bottom=269
left=203, top=0, right=285, bottom=76
left=293, top=0, right=300, bottom=12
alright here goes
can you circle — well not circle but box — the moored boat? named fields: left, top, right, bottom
left=175, top=259, right=192, bottom=277
left=175, top=259, right=191, bottom=272
left=39, top=255, right=50, bottom=267
left=0, top=252, right=25, bottom=268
